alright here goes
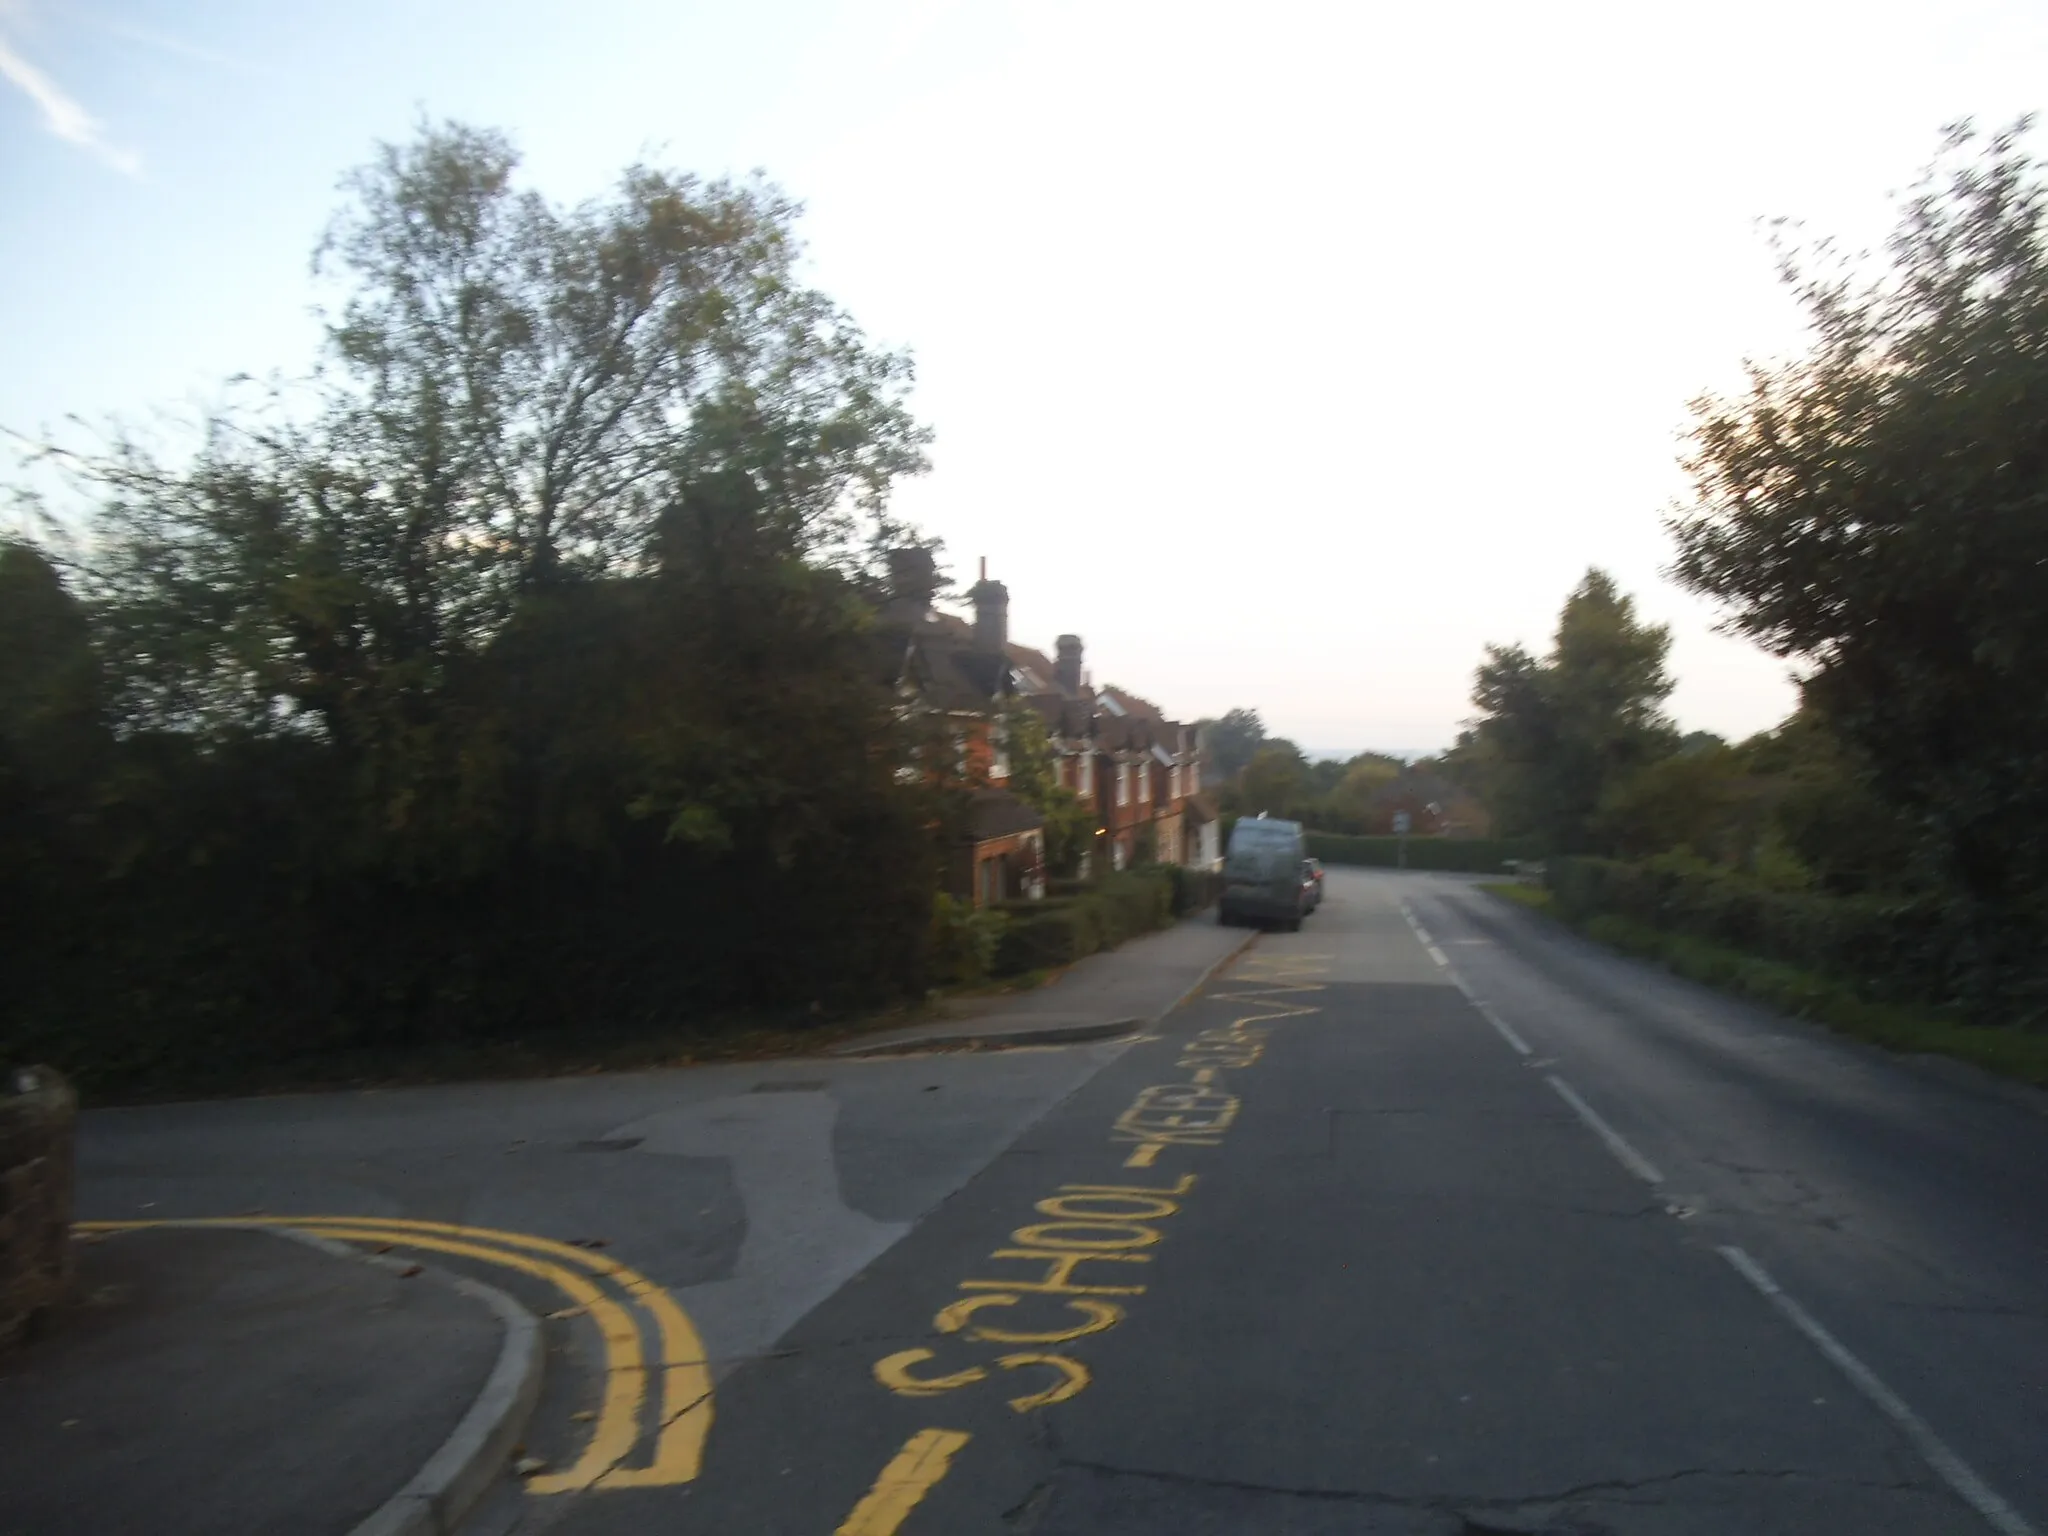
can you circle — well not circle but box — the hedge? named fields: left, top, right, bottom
left=1545, top=854, right=1954, bottom=1006
left=1305, top=833, right=1546, bottom=873
left=991, top=866, right=1203, bottom=978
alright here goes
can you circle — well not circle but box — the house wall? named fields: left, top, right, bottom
left=965, top=829, right=1043, bottom=908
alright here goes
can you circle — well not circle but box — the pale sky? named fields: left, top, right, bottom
left=6, top=1, right=2047, bottom=753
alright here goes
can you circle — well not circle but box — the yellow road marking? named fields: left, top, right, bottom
left=276, top=1214, right=713, bottom=1486
left=834, top=1428, right=972, bottom=1536
left=77, top=1215, right=712, bottom=1491
left=933, top=1293, right=1124, bottom=1344
left=274, top=1225, right=646, bottom=1494
left=874, top=1349, right=991, bottom=1397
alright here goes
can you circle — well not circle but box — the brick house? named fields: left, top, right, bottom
left=874, top=550, right=1218, bottom=904
left=874, top=549, right=1044, bottom=906
left=1021, top=672, right=1221, bottom=876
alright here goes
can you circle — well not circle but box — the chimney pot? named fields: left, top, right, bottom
left=969, top=564, right=1009, bottom=656
left=885, top=546, right=938, bottom=615
left=1055, top=634, right=1084, bottom=694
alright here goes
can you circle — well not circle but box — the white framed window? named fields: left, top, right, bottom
left=1169, top=765, right=1181, bottom=801
left=1117, top=764, right=1130, bottom=806
left=1139, top=767, right=1150, bottom=803
left=1080, top=755, right=1094, bottom=797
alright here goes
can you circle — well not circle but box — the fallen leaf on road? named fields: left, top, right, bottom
left=514, top=1457, right=548, bottom=1476
left=547, top=1306, right=585, bottom=1320
left=373, top=1243, right=395, bottom=1254
left=568, top=1238, right=609, bottom=1249
left=398, top=1264, right=423, bottom=1277
left=570, top=1410, right=596, bottom=1422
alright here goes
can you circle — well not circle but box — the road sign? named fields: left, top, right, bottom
left=1392, top=811, right=1411, bottom=836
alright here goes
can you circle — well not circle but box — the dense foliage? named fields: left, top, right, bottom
left=1670, top=121, right=2048, bottom=1019
left=3, top=124, right=943, bottom=1090
left=1452, top=569, right=1679, bottom=854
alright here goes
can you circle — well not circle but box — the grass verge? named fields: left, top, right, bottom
left=1478, top=883, right=2048, bottom=1091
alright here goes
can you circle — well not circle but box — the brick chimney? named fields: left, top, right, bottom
left=970, top=557, right=1008, bottom=656
left=1055, top=634, right=1083, bottom=694
left=885, top=547, right=938, bottom=615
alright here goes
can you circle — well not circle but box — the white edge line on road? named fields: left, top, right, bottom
left=1718, top=1246, right=2039, bottom=1536
left=1545, top=1076, right=1664, bottom=1185
left=1402, top=899, right=1535, bottom=1056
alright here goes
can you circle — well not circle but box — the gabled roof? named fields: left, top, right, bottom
left=965, top=787, right=1045, bottom=841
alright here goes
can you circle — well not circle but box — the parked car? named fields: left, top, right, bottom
left=1302, top=857, right=1325, bottom=910
left=1219, top=814, right=1309, bottom=930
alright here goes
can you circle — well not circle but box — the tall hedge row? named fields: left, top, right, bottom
left=1546, top=854, right=1954, bottom=1005
left=1306, top=833, right=1546, bottom=873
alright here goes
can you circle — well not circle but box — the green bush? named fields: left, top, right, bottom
left=929, top=894, right=1010, bottom=987
left=1306, top=833, right=1545, bottom=872
left=1546, top=853, right=1953, bottom=1006
left=988, top=869, right=1179, bottom=977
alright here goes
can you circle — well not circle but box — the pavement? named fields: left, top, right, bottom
left=33, top=875, right=2048, bottom=1534
left=0, top=1224, right=512, bottom=1536
left=833, top=913, right=1255, bottom=1053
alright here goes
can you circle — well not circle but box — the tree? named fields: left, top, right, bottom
left=1670, top=120, right=2048, bottom=999
left=1237, top=741, right=1309, bottom=817
left=1465, top=569, right=1677, bottom=852
left=1202, top=708, right=1266, bottom=781
left=4, top=124, right=943, bottom=1084
left=1591, top=744, right=1752, bottom=863
left=1325, top=755, right=1402, bottom=831
left=62, top=122, right=929, bottom=856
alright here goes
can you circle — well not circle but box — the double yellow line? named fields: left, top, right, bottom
left=77, top=1215, right=713, bottom=1493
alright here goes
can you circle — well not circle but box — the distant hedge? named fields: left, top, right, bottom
left=1305, top=833, right=1545, bottom=873
left=1546, top=854, right=1954, bottom=1006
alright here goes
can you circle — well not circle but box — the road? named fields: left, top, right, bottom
left=75, top=868, right=2048, bottom=1534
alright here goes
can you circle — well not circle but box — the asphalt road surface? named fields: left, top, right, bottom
left=80, top=869, right=2048, bottom=1535
left=499, top=867, right=2048, bottom=1535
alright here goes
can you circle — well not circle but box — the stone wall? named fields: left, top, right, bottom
left=1, top=1066, right=76, bottom=1350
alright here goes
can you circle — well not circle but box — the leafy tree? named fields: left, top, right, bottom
left=1237, top=740, right=1309, bottom=817
left=1202, top=707, right=1266, bottom=780
left=1736, top=710, right=1923, bottom=897
left=4, top=124, right=941, bottom=1085
left=1466, top=569, right=1677, bottom=852
left=1591, top=744, right=1753, bottom=862
left=1324, top=755, right=1402, bottom=831
left=78, top=123, right=925, bottom=789
left=1670, top=120, right=2048, bottom=1001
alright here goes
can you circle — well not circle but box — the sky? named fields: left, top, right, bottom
left=6, top=0, right=2047, bottom=755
